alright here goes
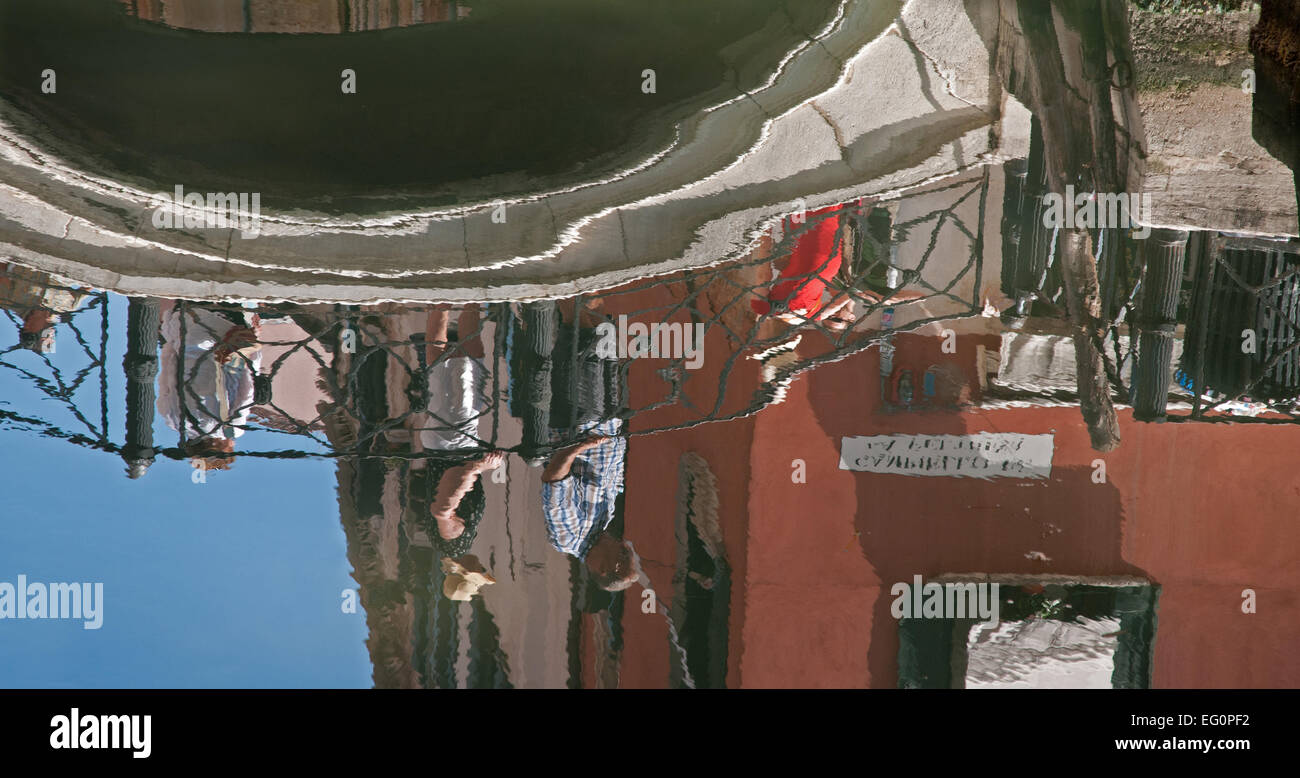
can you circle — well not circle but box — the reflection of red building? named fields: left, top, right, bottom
left=606, top=294, right=1300, bottom=686
left=121, top=0, right=466, bottom=33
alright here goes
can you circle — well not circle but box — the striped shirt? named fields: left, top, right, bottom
left=542, top=419, right=626, bottom=559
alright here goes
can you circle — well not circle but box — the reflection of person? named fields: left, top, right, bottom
left=541, top=429, right=639, bottom=591
left=0, top=262, right=90, bottom=353
left=157, top=302, right=262, bottom=471
left=507, top=298, right=623, bottom=459
left=423, top=304, right=490, bottom=450
left=420, top=305, right=502, bottom=558
left=425, top=452, right=501, bottom=558
left=751, top=206, right=857, bottom=331
left=508, top=297, right=639, bottom=591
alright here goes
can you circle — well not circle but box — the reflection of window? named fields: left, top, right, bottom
left=847, top=206, right=898, bottom=296
left=670, top=453, right=730, bottom=689
left=898, top=576, right=1159, bottom=689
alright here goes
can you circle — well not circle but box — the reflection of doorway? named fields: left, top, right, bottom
left=670, top=453, right=731, bottom=689
left=897, top=575, right=1159, bottom=689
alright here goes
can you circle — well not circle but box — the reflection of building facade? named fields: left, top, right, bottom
left=0, top=262, right=90, bottom=353
left=121, top=0, right=467, bottom=33
left=1179, top=234, right=1300, bottom=404
left=615, top=327, right=1299, bottom=688
left=598, top=178, right=1299, bottom=688
left=313, top=307, right=597, bottom=688
left=0, top=262, right=88, bottom=319
left=45, top=272, right=1298, bottom=688
left=7, top=163, right=1300, bottom=686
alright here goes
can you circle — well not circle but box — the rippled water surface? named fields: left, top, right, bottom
left=2, top=0, right=1300, bottom=690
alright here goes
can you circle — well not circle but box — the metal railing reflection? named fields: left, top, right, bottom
left=0, top=177, right=993, bottom=475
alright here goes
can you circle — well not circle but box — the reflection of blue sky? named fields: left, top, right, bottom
left=0, top=295, right=370, bottom=688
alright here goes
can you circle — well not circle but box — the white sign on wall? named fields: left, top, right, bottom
left=839, top=433, right=1054, bottom=479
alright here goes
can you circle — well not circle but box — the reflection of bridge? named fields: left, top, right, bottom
left=0, top=179, right=1000, bottom=473
left=2, top=0, right=986, bottom=303
left=8, top=170, right=1300, bottom=491
left=10, top=163, right=1300, bottom=488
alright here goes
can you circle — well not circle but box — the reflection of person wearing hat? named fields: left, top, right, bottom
left=503, top=296, right=638, bottom=590
left=157, top=302, right=264, bottom=471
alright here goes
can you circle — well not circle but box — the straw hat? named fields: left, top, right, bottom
left=441, top=555, right=496, bottom=601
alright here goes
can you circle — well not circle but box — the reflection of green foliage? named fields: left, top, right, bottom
left=847, top=208, right=896, bottom=296
left=1132, top=0, right=1251, bottom=12
left=1000, top=585, right=1076, bottom=622
left=1131, top=2, right=1256, bottom=92
left=999, top=582, right=1151, bottom=623
left=1035, top=598, right=1066, bottom=620
left=855, top=241, right=891, bottom=293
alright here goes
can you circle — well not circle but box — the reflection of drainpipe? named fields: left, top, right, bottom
left=1000, top=157, right=1030, bottom=304
left=1132, top=229, right=1188, bottom=422
left=878, top=306, right=895, bottom=410
left=886, top=243, right=903, bottom=289
left=122, top=297, right=160, bottom=479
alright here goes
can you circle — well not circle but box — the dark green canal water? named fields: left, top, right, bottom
left=0, top=0, right=839, bottom=212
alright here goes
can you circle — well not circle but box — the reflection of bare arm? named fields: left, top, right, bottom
left=541, top=447, right=584, bottom=484
left=816, top=295, right=854, bottom=321
left=739, top=230, right=776, bottom=286
left=231, top=353, right=260, bottom=422
left=431, top=464, right=480, bottom=520
left=430, top=452, right=502, bottom=521
left=426, top=305, right=452, bottom=364
left=542, top=437, right=607, bottom=483
left=858, top=288, right=925, bottom=305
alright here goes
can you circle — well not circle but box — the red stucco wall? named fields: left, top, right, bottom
left=623, top=328, right=1300, bottom=688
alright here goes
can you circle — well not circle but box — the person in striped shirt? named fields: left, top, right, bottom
left=511, top=297, right=640, bottom=591
left=541, top=421, right=639, bottom=591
